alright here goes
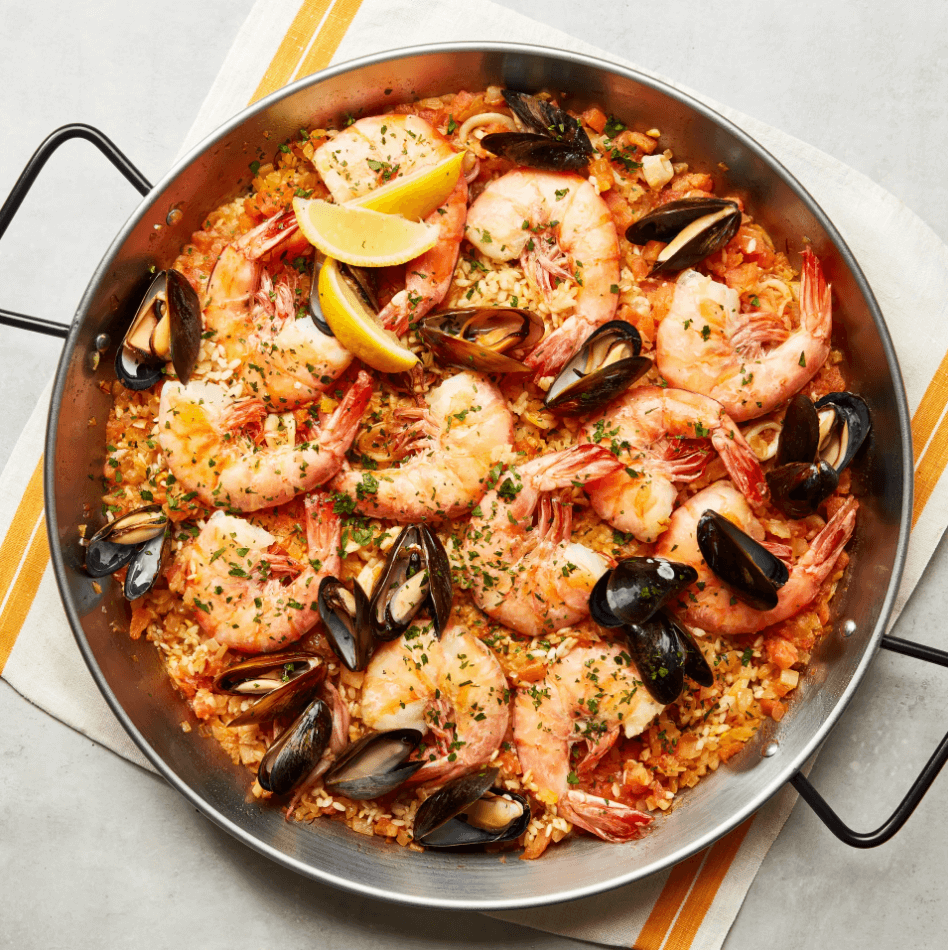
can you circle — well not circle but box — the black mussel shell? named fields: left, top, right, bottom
left=545, top=321, right=650, bottom=415
left=625, top=198, right=741, bottom=275
left=413, top=767, right=531, bottom=848
left=85, top=505, right=168, bottom=578
left=478, top=90, right=594, bottom=173
left=696, top=510, right=789, bottom=611
left=623, top=612, right=687, bottom=705
left=165, top=269, right=201, bottom=384
left=589, top=571, right=623, bottom=628
left=420, top=307, right=543, bottom=374
left=214, top=653, right=325, bottom=727
left=766, top=460, right=839, bottom=520
left=672, top=618, right=715, bottom=688
left=478, top=133, right=592, bottom=172
left=815, top=392, right=871, bottom=474
left=308, top=256, right=333, bottom=336
left=774, top=393, right=820, bottom=467
left=323, top=729, right=423, bottom=800
left=370, top=525, right=452, bottom=640
left=124, top=527, right=169, bottom=600
left=317, top=576, right=373, bottom=672
left=602, top=557, right=699, bottom=627
left=257, top=698, right=332, bottom=794
left=116, top=270, right=201, bottom=389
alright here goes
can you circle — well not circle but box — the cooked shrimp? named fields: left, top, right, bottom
left=655, top=481, right=858, bottom=635
left=655, top=249, right=832, bottom=422
left=203, top=209, right=302, bottom=361
left=513, top=642, right=664, bottom=843
left=158, top=371, right=372, bottom=512
left=332, top=370, right=514, bottom=522
left=244, top=271, right=353, bottom=411
left=314, top=114, right=468, bottom=334
left=182, top=494, right=340, bottom=653
left=465, top=169, right=620, bottom=377
left=584, top=386, right=767, bottom=542
left=360, top=618, right=508, bottom=787
left=461, top=444, right=623, bottom=637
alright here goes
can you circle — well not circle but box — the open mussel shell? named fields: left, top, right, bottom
left=413, top=767, right=531, bottom=849
left=590, top=557, right=699, bottom=629
left=85, top=505, right=168, bottom=577
left=214, top=653, right=325, bottom=727
left=696, top=510, right=789, bottom=611
left=479, top=90, right=593, bottom=172
left=317, top=577, right=373, bottom=672
left=675, top=620, right=715, bottom=688
left=257, top=697, right=332, bottom=795
left=544, top=321, right=650, bottom=415
left=310, top=258, right=378, bottom=336
left=124, top=527, right=170, bottom=600
left=369, top=525, right=452, bottom=640
left=815, top=392, right=871, bottom=474
left=323, top=729, right=423, bottom=800
left=116, top=270, right=201, bottom=389
left=420, top=308, right=543, bottom=373
left=766, top=460, right=840, bottom=520
left=774, top=393, right=820, bottom=467
left=625, top=198, right=741, bottom=275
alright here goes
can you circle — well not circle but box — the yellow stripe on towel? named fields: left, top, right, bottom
left=294, top=0, right=365, bottom=78
left=250, top=0, right=334, bottom=103
left=0, top=457, right=49, bottom=673
left=633, top=849, right=707, bottom=950
left=663, top=818, right=753, bottom=949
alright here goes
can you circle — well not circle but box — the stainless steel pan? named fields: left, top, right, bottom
left=2, top=42, right=941, bottom=909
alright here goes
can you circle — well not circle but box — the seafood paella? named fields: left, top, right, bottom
left=85, top=86, right=867, bottom=857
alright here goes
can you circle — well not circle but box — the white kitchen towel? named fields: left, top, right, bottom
left=3, top=1, right=948, bottom=948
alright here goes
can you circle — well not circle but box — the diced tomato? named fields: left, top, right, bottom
left=760, top=698, right=786, bottom=721
left=581, top=106, right=608, bottom=134
left=765, top=636, right=799, bottom=670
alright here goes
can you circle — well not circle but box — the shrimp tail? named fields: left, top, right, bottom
left=801, top=496, right=858, bottom=579
left=304, top=494, right=342, bottom=568
left=711, top=427, right=768, bottom=505
left=319, top=371, right=374, bottom=452
left=526, top=322, right=585, bottom=378
left=800, top=248, right=832, bottom=339
left=563, top=791, right=653, bottom=843
left=239, top=209, right=299, bottom=258
left=529, top=443, right=623, bottom=492
left=220, top=397, right=268, bottom=433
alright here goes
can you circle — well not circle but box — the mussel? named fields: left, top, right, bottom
left=413, top=767, right=531, bottom=849
left=696, top=510, right=789, bottom=611
left=115, top=269, right=201, bottom=389
left=622, top=611, right=713, bottom=704
left=369, top=525, right=452, bottom=640
left=589, top=556, right=698, bottom=628
left=766, top=460, right=839, bottom=520
left=544, top=321, right=651, bottom=415
left=213, top=653, right=325, bottom=727
left=84, top=505, right=169, bottom=600
left=420, top=307, right=543, bottom=373
left=815, top=392, right=871, bottom=474
left=323, top=729, right=423, bottom=800
left=257, top=697, right=332, bottom=795
left=479, top=90, right=594, bottom=172
left=317, top=577, right=373, bottom=671
left=625, top=198, right=741, bottom=275
left=766, top=391, right=869, bottom=518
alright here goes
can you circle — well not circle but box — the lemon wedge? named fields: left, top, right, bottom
left=348, top=151, right=465, bottom=219
left=317, top=257, right=419, bottom=373
left=294, top=198, right=439, bottom=267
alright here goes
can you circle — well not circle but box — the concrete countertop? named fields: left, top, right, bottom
left=2, top=2, right=947, bottom=947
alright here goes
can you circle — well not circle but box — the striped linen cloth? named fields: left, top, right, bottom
left=3, top=0, right=948, bottom=946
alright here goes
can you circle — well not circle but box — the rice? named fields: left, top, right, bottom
left=100, top=87, right=856, bottom=859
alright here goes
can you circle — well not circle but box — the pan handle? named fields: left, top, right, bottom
left=0, top=124, right=152, bottom=339
left=791, top=634, right=948, bottom=847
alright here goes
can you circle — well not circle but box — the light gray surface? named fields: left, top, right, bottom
left=1, top=1, right=946, bottom=947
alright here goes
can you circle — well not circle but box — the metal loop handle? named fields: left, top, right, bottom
left=791, top=634, right=948, bottom=847
left=0, top=123, right=152, bottom=339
